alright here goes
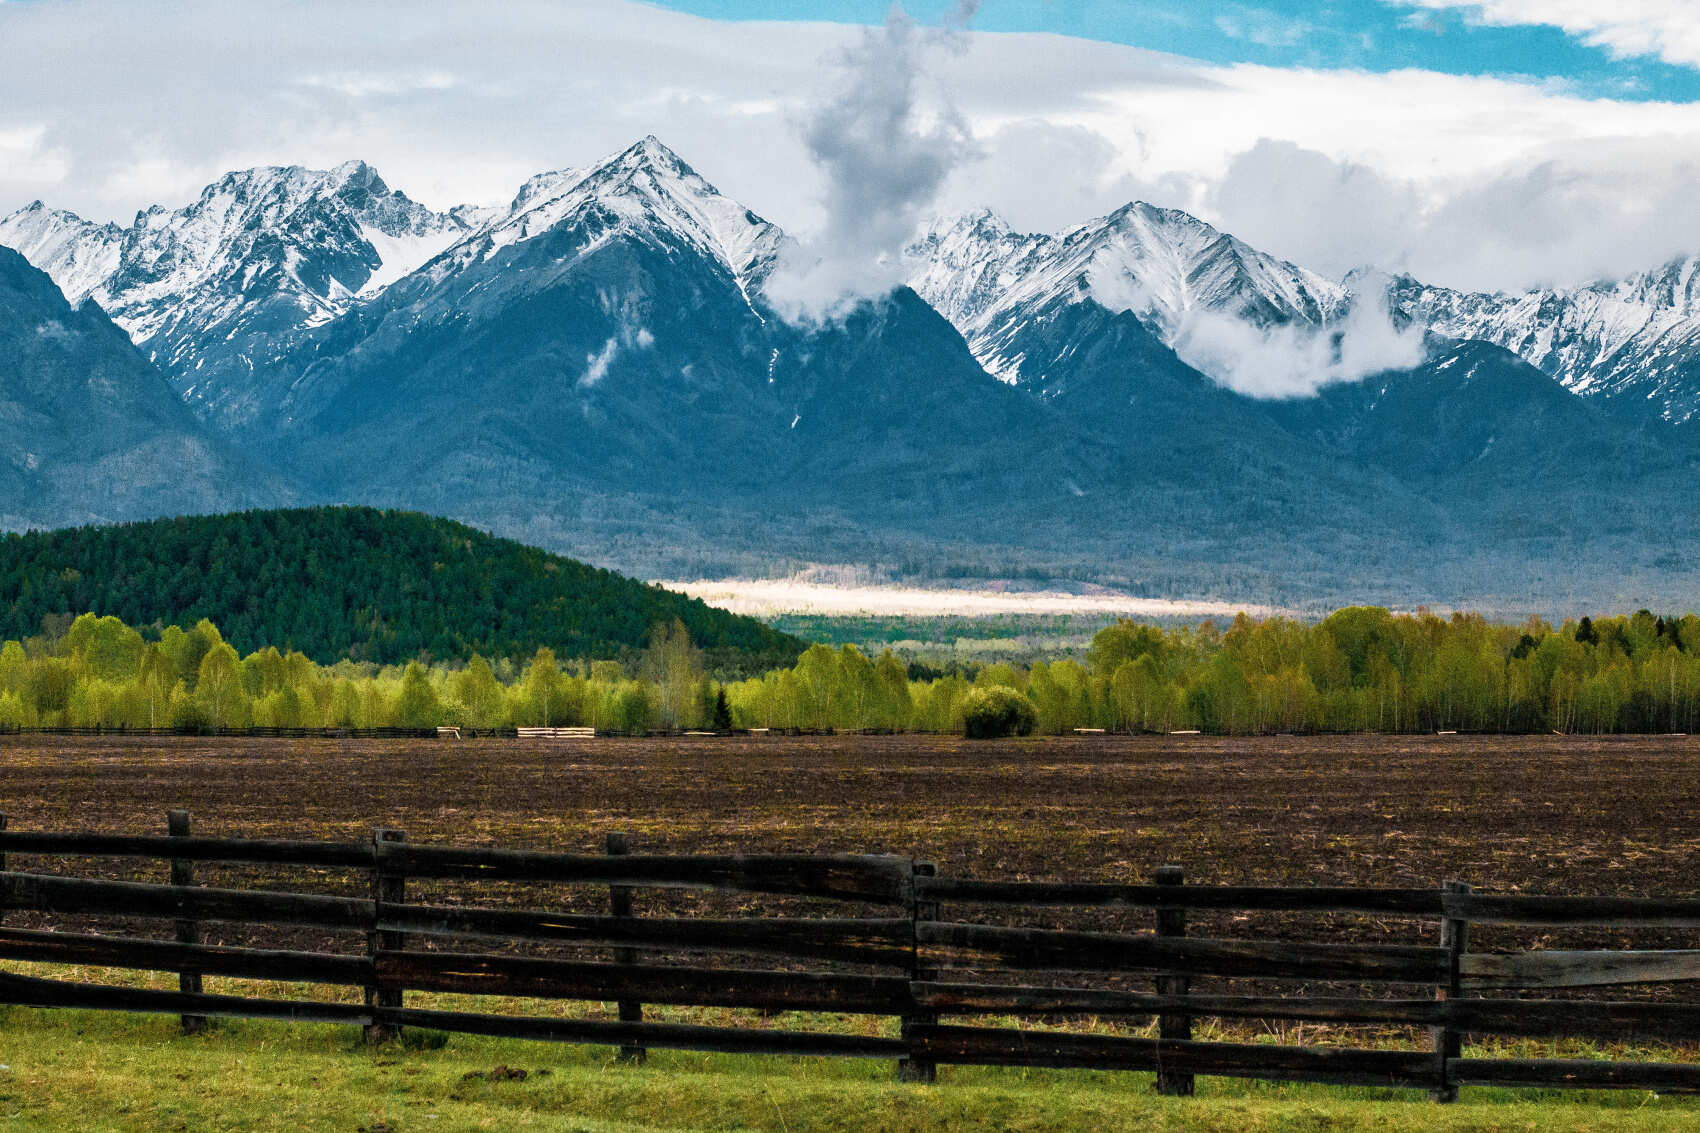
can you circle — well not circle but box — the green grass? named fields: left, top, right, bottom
left=3, top=1007, right=1699, bottom=1132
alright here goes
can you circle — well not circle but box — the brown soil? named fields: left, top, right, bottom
left=3, top=732, right=1693, bottom=894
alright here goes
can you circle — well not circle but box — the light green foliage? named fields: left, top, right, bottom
left=643, top=618, right=704, bottom=729
left=962, top=685, right=1039, bottom=739
left=9, top=606, right=1700, bottom=735
left=522, top=648, right=567, bottom=726
left=394, top=662, right=443, bottom=728
left=195, top=641, right=248, bottom=728
left=609, top=681, right=654, bottom=734
left=64, top=613, right=143, bottom=682
left=453, top=655, right=505, bottom=729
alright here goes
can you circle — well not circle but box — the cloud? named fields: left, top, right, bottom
left=4, top=1, right=1700, bottom=296
left=580, top=337, right=618, bottom=388
left=1207, top=139, right=1424, bottom=279
left=0, top=125, right=69, bottom=188
left=1205, top=135, right=1700, bottom=291
left=1394, top=2, right=1700, bottom=69
left=762, top=5, right=980, bottom=323
left=297, top=72, right=461, bottom=99
left=1171, top=284, right=1426, bottom=399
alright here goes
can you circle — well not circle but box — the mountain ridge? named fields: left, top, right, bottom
left=6, top=137, right=1700, bottom=610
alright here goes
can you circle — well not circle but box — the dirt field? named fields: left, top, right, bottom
left=6, top=731, right=1700, bottom=1026
left=4, top=731, right=1696, bottom=895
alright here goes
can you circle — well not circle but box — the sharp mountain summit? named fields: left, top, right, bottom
left=4, top=137, right=1698, bottom=610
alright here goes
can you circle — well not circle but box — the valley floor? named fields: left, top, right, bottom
left=5, top=734, right=1700, bottom=1129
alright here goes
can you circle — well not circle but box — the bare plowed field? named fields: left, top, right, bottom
left=3, top=732, right=1695, bottom=893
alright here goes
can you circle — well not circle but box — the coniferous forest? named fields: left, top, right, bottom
left=0, top=508, right=802, bottom=670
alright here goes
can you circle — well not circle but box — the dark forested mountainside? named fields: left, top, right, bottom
left=0, top=246, right=272, bottom=527
left=0, top=507, right=803, bottom=667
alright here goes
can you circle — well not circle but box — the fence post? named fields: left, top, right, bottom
left=167, top=810, right=207, bottom=1034
left=1154, top=864, right=1194, bottom=1097
left=365, top=828, right=406, bottom=1044
left=606, top=831, right=645, bottom=1064
left=898, top=860, right=938, bottom=1083
left=1431, top=879, right=1470, bottom=1102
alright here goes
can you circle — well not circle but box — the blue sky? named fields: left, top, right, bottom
left=649, top=0, right=1700, bottom=102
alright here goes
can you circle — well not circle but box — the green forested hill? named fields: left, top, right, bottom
left=0, top=508, right=802, bottom=667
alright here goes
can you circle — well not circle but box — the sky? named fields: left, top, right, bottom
left=5, top=0, right=1700, bottom=293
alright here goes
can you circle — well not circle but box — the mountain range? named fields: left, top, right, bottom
left=3, top=136, right=1699, bottom=612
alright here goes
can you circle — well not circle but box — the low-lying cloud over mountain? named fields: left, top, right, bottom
left=7, top=136, right=1700, bottom=612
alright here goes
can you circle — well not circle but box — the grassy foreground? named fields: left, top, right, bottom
left=2, top=1008, right=1698, bottom=1133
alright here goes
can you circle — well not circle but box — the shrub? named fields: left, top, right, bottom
left=961, top=686, right=1038, bottom=739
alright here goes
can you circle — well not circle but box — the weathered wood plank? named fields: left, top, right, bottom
left=382, top=1006, right=908, bottom=1059
left=168, top=809, right=205, bottom=1034
left=0, top=969, right=371, bottom=1025
left=909, top=1025, right=1439, bottom=1088
left=0, top=870, right=373, bottom=929
left=0, top=926, right=370, bottom=985
left=915, top=879, right=1445, bottom=916
left=1449, top=893, right=1700, bottom=928
left=380, top=903, right=913, bottom=967
left=917, top=922, right=1447, bottom=983
left=380, top=845, right=911, bottom=902
left=1154, top=864, right=1192, bottom=1096
left=912, top=984, right=1700, bottom=1039
left=377, top=950, right=911, bottom=1013
left=1462, top=950, right=1700, bottom=989
left=0, top=832, right=370, bottom=868
left=607, top=831, right=644, bottom=1063
left=1451, top=1057, right=1700, bottom=1093
left=366, top=827, right=406, bottom=1044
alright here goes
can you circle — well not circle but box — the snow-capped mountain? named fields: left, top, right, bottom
left=0, top=203, right=125, bottom=306
left=0, top=161, right=481, bottom=428
left=1387, top=262, right=1700, bottom=426
left=269, top=136, right=1101, bottom=507
left=434, top=136, right=785, bottom=294
left=7, top=135, right=1700, bottom=607
left=907, top=203, right=1348, bottom=389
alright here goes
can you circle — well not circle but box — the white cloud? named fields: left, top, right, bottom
left=297, top=72, right=461, bottom=99
left=580, top=337, right=618, bottom=388
left=3, top=0, right=1700, bottom=295
left=1172, top=285, right=1426, bottom=398
left=0, top=125, right=69, bottom=188
left=1395, top=2, right=1700, bottom=69
left=1205, top=135, right=1700, bottom=291
left=762, top=6, right=980, bottom=323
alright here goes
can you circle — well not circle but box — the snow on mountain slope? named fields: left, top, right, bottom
left=430, top=137, right=784, bottom=292
left=1389, top=262, right=1700, bottom=425
left=0, top=202, right=124, bottom=306
left=102, top=160, right=473, bottom=345
left=908, top=203, right=1381, bottom=396
left=0, top=161, right=481, bottom=424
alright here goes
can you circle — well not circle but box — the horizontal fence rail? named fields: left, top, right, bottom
left=0, top=815, right=1697, bottom=1101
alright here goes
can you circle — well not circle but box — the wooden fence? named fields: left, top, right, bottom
left=1, top=817, right=1699, bottom=1100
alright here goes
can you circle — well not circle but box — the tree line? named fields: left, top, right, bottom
left=5, top=606, right=1700, bottom=736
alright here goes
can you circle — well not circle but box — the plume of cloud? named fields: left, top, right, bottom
left=579, top=337, right=618, bottom=388
left=763, top=3, right=981, bottom=324
left=1172, top=284, right=1426, bottom=399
